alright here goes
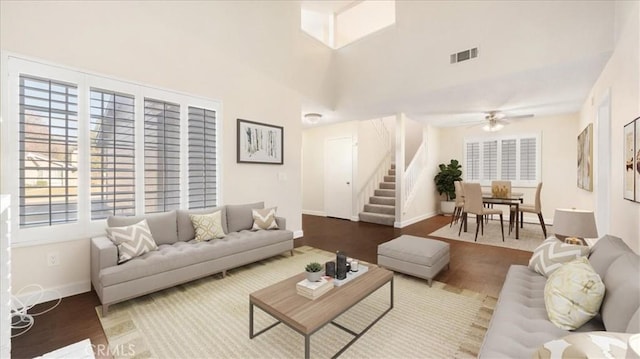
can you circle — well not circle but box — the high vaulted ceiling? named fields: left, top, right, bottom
left=300, top=0, right=616, bottom=128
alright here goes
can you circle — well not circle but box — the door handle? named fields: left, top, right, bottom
left=346, top=182, right=350, bottom=185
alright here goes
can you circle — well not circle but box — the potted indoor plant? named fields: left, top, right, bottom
left=305, top=262, right=323, bottom=282
left=434, top=159, right=463, bottom=215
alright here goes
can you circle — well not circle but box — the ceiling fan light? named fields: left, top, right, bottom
left=483, top=122, right=504, bottom=132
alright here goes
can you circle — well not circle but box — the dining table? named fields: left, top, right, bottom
left=463, top=192, right=524, bottom=239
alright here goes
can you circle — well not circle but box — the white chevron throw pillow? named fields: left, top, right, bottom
left=107, top=219, right=158, bottom=264
left=529, top=237, right=590, bottom=277
left=252, top=207, right=279, bottom=230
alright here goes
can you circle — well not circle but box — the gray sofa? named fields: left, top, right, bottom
left=91, top=202, right=294, bottom=315
left=479, top=235, right=640, bottom=358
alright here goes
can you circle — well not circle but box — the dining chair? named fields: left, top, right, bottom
left=459, top=182, right=505, bottom=242
left=449, top=181, right=465, bottom=227
left=489, top=180, right=512, bottom=224
left=518, top=182, right=547, bottom=237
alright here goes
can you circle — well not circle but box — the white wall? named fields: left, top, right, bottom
left=301, top=117, right=393, bottom=218
left=401, top=124, right=440, bottom=225
left=437, top=113, right=581, bottom=224
left=0, top=1, right=333, bottom=298
left=302, top=121, right=358, bottom=216
left=578, top=0, right=639, bottom=253
left=404, top=116, right=423, bottom=167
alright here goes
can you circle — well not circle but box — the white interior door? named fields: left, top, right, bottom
left=325, top=137, right=353, bottom=220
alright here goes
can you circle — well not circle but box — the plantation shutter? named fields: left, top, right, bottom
left=19, top=75, right=78, bottom=227
left=188, top=106, right=217, bottom=209
left=482, top=140, right=498, bottom=180
left=90, top=89, right=136, bottom=219
left=465, top=142, right=480, bottom=181
left=520, top=137, right=537, bottom=181
left=501, top=139, right=517, bottom=180
left=144, top=98, right=181, bottom=213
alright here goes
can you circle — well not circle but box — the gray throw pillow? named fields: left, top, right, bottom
left=107, top=211, right=178, bottom=245
left=177, top=207, right=227, bottom=241
left=226, top=202, right=264, bottom=233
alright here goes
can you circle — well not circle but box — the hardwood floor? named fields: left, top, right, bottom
left=10, top=214, right=530, bottom=358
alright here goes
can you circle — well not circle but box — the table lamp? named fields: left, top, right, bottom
left=552, top=209, right=598, bottom=245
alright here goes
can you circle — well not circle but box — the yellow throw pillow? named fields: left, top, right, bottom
left=189, top=211, right=225, bottom=242
left=252, top=207, right=279, bottom=230
left=544, top=257, right=605, bottom=330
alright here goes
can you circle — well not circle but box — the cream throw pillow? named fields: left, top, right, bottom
left=529, top=237, right=590, bottom=277
left=252, top=207, right=279, bottom=230
left=189, top=211, right=225, bottom=242
left=544, top=257, right=605, bottom=330
left=533, top=332, right=631, bottom=359
left=107, top=219, right=158, bottom=264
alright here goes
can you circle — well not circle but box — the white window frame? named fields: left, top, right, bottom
left=463, top=132, right=541, bottom=187
left=1, top=53, right=223, bottom=245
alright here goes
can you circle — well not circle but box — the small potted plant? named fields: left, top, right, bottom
left=434, top=159, right=463, bottom=215
left=305, top=262, right=323, bottom=282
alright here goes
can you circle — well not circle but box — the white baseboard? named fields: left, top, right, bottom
left=395, top=211, right=437, bottom=228
left=293, top=230, right=304, bottom=239
left=302, top=210, right=326, bottom=217
left=12, top=280, right=90, bottom=310
left=350, top=216, right=359, bottom=222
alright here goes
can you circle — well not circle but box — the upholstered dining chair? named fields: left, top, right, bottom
left=449, top=181, right=465, bottom=227
left=488, top=180, right=512, bottom=223
left=458, top=182, right=505, bottom=242
left=518, top=182, right=547, bottom=237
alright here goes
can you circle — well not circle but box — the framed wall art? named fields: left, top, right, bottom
left=237, top=119, right=284, bottom=164
left=636, top=117, right=640, bottom=202
left=624, top=119, right=635, bottom=201
left=577, top=123, right=593, bottom=191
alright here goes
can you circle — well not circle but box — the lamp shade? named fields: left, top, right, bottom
left=552, top=208, right=598, bottom=239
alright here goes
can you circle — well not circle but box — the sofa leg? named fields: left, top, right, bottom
left=290, top=249, right=294, bottom=256
left=427, top=278, right=433, bottom=287
left=102, top=304, right=109, bottom=317
left=222, top=270, right=227, bottom=278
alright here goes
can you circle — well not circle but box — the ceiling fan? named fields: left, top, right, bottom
left=480, top=111, right=534, bottom=132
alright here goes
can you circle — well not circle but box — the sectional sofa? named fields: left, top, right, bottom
left=90, top=202, right=294, bottom=315
left=479, top=235, right=640, bottom=358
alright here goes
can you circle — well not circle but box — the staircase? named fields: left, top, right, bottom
left=358, top=164, right=396, bottom=226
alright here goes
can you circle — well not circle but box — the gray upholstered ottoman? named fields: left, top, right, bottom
left=377, top=235, right=450, bottom=286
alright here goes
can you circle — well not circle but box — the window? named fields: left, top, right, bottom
left=144, top=99, right=181, bottom=214
left=19, top=75, right=78, bottom=227
left=188, top=107, right=217, bottom=209
left=90, top=89, right=136, bottom=220
left=464, top=134, right=540, bottom=186
left=4, top=56, right=221, bottom=242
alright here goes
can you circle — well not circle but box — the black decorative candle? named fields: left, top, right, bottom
left=336, top=251, right=347, bottom=280
left=325, top=261, right=336, bottom=277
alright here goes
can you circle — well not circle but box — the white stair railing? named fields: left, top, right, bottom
left=355, top=118, right=393, bottom=217
left=372, top=118, right=391, bottom=149
left=402, top=142, right=426, bottom=211
left=356, top=152, right=393, bottom=216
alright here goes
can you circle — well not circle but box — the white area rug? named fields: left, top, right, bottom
left=429, top=218, right=549, bottom=252
left=97, top=247, right=496, bottom=359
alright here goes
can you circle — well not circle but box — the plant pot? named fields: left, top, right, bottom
left=306, top=271, right=323, bottom=282
left=440, top=200, right=455, bottom=215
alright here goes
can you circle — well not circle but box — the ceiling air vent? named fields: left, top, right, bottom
left=450, top=47, right=478, bottom=64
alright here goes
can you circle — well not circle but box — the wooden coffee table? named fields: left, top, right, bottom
left=249, top=265, right=394, bottom=359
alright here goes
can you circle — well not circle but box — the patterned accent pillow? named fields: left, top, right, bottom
left=189, top=211, right=225, bottom=242
left=529, top=237, right=590, bottom=277
left=533, top=332, right=632, bottom=359
left=252, top=207, right=279, bottom=230
left=107, top=219, right=158, bottom=264
left=544, top=257, right=605, bottom=330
